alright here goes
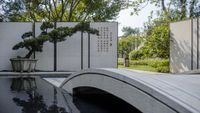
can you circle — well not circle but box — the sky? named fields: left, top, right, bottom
left=116, top=4, right=158, bottom=36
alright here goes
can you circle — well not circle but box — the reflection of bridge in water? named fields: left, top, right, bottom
left=59, top=68, right=200, bottom=113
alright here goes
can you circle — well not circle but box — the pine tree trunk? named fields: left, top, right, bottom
left=25, top=50, right=33, bottom=58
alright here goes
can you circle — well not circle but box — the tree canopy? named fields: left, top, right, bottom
left=130, top=0, right=200, bottom=20
left=122, top=26, right=140, bottom=37
left=0, top=0, right=126, bottom=22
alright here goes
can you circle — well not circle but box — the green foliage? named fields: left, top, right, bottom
left=120, top=59, right=169, bottom=67
left=156, top=66, right=169, bottom=73
left=130, top=0, right=200, bottom=20
left=129, top=50, right=143, bottom=60
left=85, top=0, right=125, bottom=22
left=73, top=22, right=99, bottom=35
left=21, top=31, right=33, bottom=39
left=145, top=59, right=169, bottom=68
left=118, top=58, right=124, bottom=65
left=118, top=65, right=158, bottom=72
left=12, top=22, right=52, bottom=58
left=118, top=35, right=143, bottom=58
left=127, top=0, right=199, bottom=60
left=130, top=60, right=148, bottom=66
left=118, top=59, right=170, bottom=73
left=142, top=25, right=169, bottom=58
left=122, top=27, right=140, bottom=37
left=12, top=21, right=99, bottom=58
left=40, top=22, right=54, bottom=32
left=48, top=27, right=73, bottom=43
left=1, top=0, right=125, bottom=22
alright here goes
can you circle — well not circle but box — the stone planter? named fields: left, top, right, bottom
left=10, top=58, right=37, bottom=72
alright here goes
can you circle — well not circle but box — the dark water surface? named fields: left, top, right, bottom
left=0, top=78, right=141, bottom=113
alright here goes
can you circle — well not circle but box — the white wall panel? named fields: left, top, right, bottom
left=56, top=22, right=81, bottom=71
left=35, top=22, right=54, bottom=71
left=90, top=22, right=118, bottom=68
left=0, top=22, right=32, bottom=71
left=83, top=32, right=89, bottom=70
left=170, top=20, right=192, bottom=73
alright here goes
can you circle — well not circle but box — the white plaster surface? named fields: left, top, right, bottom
left=170, top=19, right=200, bottom=73
left=170, top=20, right=192, bottom=73
left=0, top=22, right=117, bottom=71
left=0, top=22, right=32, bottom=70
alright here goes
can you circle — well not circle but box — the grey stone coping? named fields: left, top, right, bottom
left=0, top=71, right=74, bottom=77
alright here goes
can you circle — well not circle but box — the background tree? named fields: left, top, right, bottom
left=142, top=24, right=169, bottom=58
left=130, top=0, right=200, bottom=21
left=126, top=0, right=200, bottom=60
left=1, top=0, right=125, bottom=22
left=122, top=26, right=140, bottom=37
left=118, top=35, right=143, bottom=66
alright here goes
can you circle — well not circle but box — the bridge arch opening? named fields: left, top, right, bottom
left=72, top=87, right=142, bottom=113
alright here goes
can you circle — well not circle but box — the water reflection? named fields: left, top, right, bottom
left=11, top=77, right=37, bottom=92
left=13, top=87, right=68, bottom=113
left=0, top=78, right=142, bottom=113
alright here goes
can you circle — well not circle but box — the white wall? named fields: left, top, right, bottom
left=90, top=22, right=118, bottom=69
left=170, top=18, right=200, bottom=73
left=0, top=22, right=32, bottom=71
left=56, top=22, right=82, bottom=71
left=35, top=22, right=54, bottom=71
left=0, top=22, right=118, bottom=71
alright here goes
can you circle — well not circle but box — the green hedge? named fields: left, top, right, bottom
left=130, top=60, right=148, bottom=65
left=147, top=59, right=169, bottom=68
left=118, top=58, right=170, bottom=73
left=129, top=50, right=144, bottom=60
left=156, top=66, right=169, bottom=73
left=118, top=58, right=124, bottom=65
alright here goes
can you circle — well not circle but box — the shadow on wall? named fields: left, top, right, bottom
left=170, top=32, right=192, bottom=73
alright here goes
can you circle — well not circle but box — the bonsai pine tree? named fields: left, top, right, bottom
left=12, top=22, right=54, bottom=58
left=48, top=26, right=74, bottom=43
left=47, top=22, right=99, bottom=43
left=12, top=22, right=99, bottom=59
left=73, top=22, right=99, bottom=35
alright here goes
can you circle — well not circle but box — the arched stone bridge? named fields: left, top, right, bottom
left=60, top=68, right=200, bottom=113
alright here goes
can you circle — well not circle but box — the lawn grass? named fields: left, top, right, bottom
left=118, top=65, right=158, bottom=72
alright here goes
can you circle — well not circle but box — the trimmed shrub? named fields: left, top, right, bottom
left=118, top=58, right=124, bottom=65
left=129, top=50, right=144, bottom=60
left=130, top=60, right=148, bottom=65
left=147, top=59, right=169, bottom=68
left=156, top=66, right=170, bottom=73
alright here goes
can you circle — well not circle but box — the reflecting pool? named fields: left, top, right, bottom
left=0, top=77, right=142, bottom=113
